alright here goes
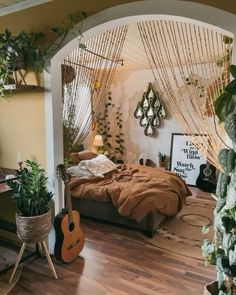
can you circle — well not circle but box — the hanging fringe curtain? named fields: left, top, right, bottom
left=62, top=25, right=128, bottom=145
left=137, top=19, right=232, bottom=170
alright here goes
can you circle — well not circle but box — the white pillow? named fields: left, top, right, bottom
left=67, top=165, right=94, bottom=179
left=79, top=154, right=117, bottom=178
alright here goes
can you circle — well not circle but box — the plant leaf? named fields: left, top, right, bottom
left=214, top=92, right=232, bottom=122
left=225, top=79, right=236, bottom=94
left=230, top=65, right=236, bottom=79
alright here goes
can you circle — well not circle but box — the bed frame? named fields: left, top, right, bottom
left=72, top=198, right=166, bottom=237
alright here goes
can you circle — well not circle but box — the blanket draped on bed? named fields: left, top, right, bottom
left=69, top=164, right=192, bottom=223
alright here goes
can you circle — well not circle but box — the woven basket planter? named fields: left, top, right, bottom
left=16, top=210, right=51, bottom=244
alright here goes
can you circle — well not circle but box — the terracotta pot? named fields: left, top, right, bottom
left=203, top=281, right=218, bottom=295
left=16, top=210, right=51, bottom=244
left=159, top=161, right=165, bottom=168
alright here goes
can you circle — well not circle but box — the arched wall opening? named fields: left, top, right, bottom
left=44, top=0, right=236, bottom=252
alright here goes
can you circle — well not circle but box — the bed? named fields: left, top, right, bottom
left=69, top=153, right=192, bottom=237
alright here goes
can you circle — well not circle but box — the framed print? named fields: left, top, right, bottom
left=169, top=133, right=206, bottom=186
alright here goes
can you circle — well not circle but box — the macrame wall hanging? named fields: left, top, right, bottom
left=134, top=83, right=166, bottom=136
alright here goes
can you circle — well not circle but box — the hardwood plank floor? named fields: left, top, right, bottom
left=9, top=217, right=215, bottom=295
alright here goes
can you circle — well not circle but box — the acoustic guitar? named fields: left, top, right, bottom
left=196, top=161, right=217, bottom=193
left=54, top=164, right=84, bottom=263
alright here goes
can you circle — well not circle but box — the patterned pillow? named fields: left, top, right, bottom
left=79, top=155, right=117, bottom=178
left=67, top=165, right=94, bottom=179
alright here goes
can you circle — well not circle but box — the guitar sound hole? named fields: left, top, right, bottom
left=69, top=222, right=75, bottom=232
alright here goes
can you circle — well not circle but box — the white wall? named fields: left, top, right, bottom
left=110, top=69, right=183, bottom=167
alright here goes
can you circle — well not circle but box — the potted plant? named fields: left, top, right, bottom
left=0, top=11, right=86, bottom=100
left=202, top=64, right=236, bottom=294
left=158, top=152, right=166, bottom=168
left=6, top=160, right=53, bottom=244
left=0, top=30, right=45, bottom=90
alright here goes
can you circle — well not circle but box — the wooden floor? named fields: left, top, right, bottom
left=10, top=216, right=215, bottom=295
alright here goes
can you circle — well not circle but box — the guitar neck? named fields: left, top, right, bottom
left=64, top=180, right=73, bottom=224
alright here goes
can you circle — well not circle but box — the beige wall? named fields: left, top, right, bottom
left=0, top=0, right=235, bottom=169
left=0, top=90, right=46, bottom=168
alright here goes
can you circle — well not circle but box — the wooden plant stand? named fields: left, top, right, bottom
left=9, top=240, right=58, bottom=283
left=9, top=210, right=58, bottom=283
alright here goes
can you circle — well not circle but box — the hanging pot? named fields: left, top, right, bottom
left=203, top=281, right=218, bottom=295
left=61, top=64, right=76, bottom=84
left=6, top=47, right=25, bottom=71
left=16, top=209, right=51, bottom=244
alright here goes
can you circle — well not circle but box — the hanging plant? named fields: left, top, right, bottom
left=0, top=11, right=87, bottom=100
left=202, top=64, right=236, bottom=295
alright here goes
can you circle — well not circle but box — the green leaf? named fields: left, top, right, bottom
left=225, top=113, right=236, bottom=141
left=202, top=225, right=210, bottom=235
left=225, top=186, right=236, bottom=209
left=230, top=65, right=236, bottom=79
left=202, top=239, right=215, bottom=256
left=218, top=148, right=236, bottom=174
left=222, top=216, right=236, bottom=233
left=231, top=173, right=236, bottom=188
left=79, top=43, right=86, bottom=49
left=214, top=92, right=232, bottom=122
left=223, top=35, right=233, bottom=44
left=225, top=79, right=236, bottom=94
left=216, top=172, right=231, bottom=199
left=229, top=248, right=236, bottom=266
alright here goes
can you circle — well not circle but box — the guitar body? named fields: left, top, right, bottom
left=54, top=210, right=84, bottom=263
left=196, top=163, right=217, bottom=193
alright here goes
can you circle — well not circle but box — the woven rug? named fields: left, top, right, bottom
left=138, top=196, right=215, bottom=260
left=0, top=246, right=22, bottom=295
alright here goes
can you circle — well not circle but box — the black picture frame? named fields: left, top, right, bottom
left=169, top=133, right=207, bottom=186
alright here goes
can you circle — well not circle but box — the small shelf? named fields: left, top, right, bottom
left=4, top=84, right=43, bottom=92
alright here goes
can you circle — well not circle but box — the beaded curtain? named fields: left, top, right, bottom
left=62, top=25, right=128, bottom=145
left=137, top=19, right=233, bottom=170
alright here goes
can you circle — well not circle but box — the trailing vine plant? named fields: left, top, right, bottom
left=114, top=106, right=125, bottom=158
left=96, top=92, right=125, bottom=161
left=96, top=92, right=114, bottom=153
left=202, top=64, right=236, bottom=294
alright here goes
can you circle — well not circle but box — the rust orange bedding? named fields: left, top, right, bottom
left=69, top=164, right=192, bottom=223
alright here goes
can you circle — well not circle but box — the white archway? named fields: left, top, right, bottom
left=44, top=0, right=236, bottom=251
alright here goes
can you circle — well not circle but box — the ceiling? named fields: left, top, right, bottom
left=66, top=19, right=233, bottom=77
left=114, top=22, right=232, bottom=74
left=0, top=0, right=24, bottom=8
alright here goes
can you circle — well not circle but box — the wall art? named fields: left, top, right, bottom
left=169, top=133, right=207, bottom=186
left=134, top=83, right=166, bottom=136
